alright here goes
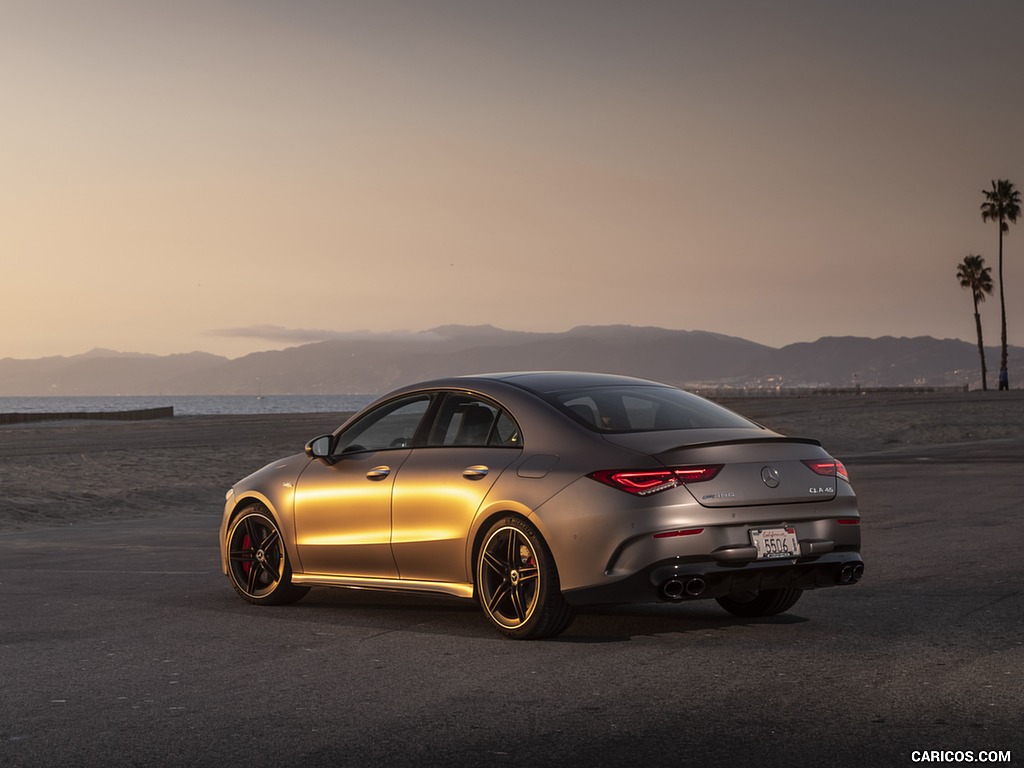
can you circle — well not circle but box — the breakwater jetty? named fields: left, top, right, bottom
left=0, top=406, right=174, bottom=425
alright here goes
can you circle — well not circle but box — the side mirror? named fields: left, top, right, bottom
left=304, top=434, right=334, bottom=462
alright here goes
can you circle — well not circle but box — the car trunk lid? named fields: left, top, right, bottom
left=604, top=431, right=838, bottom=507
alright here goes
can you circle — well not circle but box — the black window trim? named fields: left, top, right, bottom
left=423, top=390, right=524, bottom=449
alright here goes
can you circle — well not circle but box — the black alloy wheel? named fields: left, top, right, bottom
left=476, top=517, right=574, bottom=640
left=226, top=506, right=309, bottom=605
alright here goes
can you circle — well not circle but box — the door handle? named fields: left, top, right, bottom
left=366, top=466, right=391, bottom=480
left=463, top=465, right=489, bottom=480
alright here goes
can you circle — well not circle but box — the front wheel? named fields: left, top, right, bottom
left=226, top=506, right=309, bottom=605
left=716, top=588, right=803, bottom=617
left=476, top=517, right=574, bottom=640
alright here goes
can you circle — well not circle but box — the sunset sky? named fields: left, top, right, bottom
left=3, top=1, right=1024, bottom=360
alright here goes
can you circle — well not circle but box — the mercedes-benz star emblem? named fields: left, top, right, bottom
left=761, top=466, right=781, bottom=488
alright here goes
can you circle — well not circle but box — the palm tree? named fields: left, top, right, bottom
left=980, top=179, right=1022, bottom=389
left=957, top=254, right=994, bottom=390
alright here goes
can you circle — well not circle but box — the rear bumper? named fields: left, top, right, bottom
left=561, top=551, right=864, bottom=607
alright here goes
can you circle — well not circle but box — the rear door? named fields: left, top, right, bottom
left=390, top=394, right=522, bottom=583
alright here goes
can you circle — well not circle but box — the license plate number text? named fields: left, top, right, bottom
left=750, top=527, right=799, bottom=559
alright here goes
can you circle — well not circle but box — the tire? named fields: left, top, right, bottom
left=476, top=517, right=574, bottom=640
left=716, top=588, right=803, bottom=617
left=226, top=506, right=309, bottom=606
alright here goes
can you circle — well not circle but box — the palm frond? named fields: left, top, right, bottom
left=980, top=178, right=1022, bottom=224
left=956, top=253, right=993, bottom=302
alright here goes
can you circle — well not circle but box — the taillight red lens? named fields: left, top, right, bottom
left=589, top=465, right=722, bottom=496
left=589, top=470, right=677, bottom=495
left=673, top=465, right=723, bottom=483
left=802, top=458, right=850, bottom=483
left=653, top=527, right=705, bottom=539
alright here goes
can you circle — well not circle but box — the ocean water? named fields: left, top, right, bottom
left=0, top=394, right=377, bottom=416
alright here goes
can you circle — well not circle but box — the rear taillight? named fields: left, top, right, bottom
left=673, top=466, right=722, bottom=482
left=589, top=470, right=677, bottom=495
left=589, top=465, right=723, bottom=496
left=802, top=458, right=850, bottom=484
left=653, top=527, right=705, bottom=539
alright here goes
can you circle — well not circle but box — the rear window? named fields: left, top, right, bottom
left=548, top=385, right=756, bottom=433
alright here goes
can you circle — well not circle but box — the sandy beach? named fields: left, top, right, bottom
left=718, top=390, right=1024, bottom=453
left=0, top=412, right=350, bottom=532
left=2, top=391, right=1023, bottom=532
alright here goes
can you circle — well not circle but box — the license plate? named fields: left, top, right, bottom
left=750, top=527, right=799, bottom=559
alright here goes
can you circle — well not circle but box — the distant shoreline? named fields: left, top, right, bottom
left=0, top=393, right=376, bottom=417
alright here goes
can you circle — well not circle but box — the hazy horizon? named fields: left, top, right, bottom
left=4, top=1, right=1023, bottom=360
left=4, top=321, right=1022, bottom=364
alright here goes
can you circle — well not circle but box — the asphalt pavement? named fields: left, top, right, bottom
left=2, top=441, right=1022, bottom=767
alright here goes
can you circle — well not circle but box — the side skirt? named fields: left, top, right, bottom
left=291, top=573, right=475, bottom=600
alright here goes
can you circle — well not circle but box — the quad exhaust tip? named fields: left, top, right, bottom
left=838, top=563, right=865, bottom=584
left=660, top=563, right=861, bottom=599
left=661, top=577, right=706, bottom=599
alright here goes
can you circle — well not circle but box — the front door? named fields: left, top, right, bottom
left=293, top=448, right=410, bottom=577
left=293, top=394, right=431, bottom=578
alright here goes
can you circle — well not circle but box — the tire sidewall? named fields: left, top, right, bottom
left=227, top=505, right=301, bottom=605
left=476, top=515, right=572, bottom=640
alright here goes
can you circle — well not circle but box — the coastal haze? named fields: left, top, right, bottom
left=3, top=1, right=1024, bottom=362
left=3, top=325, right=1024, bottom=396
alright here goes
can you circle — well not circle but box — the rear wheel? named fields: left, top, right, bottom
left=226, top=506, right=309, bottom=605
left=476, top=517, right=574, bottom=640
left=716, top=588, right=802, bottom=617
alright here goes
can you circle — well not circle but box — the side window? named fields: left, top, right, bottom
left=428, top=395, right=522, bottom=448
left=333, top=395, right=430, bottom=454
left=491, top=411, right=521, bottom=447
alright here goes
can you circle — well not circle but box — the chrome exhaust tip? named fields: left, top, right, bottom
left=684, top=577, right=706, bottom=597
left=660, top=577, right=706, bottom=599
left=838, top=563, right=864, bottom=584
left=661, top=579, right=685, bottom=599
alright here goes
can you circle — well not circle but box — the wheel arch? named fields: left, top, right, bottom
left=221, top=492, right=297, bottom=574
left=467, top=501, right=557, bottom=598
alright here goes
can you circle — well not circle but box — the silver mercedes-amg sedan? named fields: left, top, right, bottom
left=219, top=372, right=863, bottom=639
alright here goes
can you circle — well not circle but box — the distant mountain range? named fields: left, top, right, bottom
left=1, top=325, right=1020, bottom=396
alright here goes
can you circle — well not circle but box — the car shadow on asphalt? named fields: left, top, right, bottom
left=561, top=604, right=808, bottom=643
left=199, top=585, right=808, bottom=643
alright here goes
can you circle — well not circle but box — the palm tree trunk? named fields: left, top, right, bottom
left=999, top=221, right=1009, bottom=389
left=974, top=300, right=988, bottom=390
